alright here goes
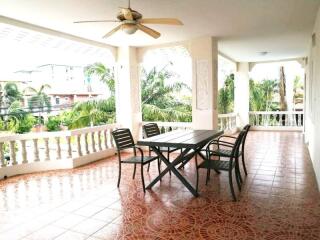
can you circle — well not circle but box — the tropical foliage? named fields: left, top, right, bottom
left=2, top=82, right=23, bottom=108
left=6, top=101, right=36, bottom=133
left=249, top=79, right=279, bottom=111
left=218, top=74, right=234, bottom=114
left=66, top=99, right=116, bottom=129
left=141, top=66, right=192, bottom=122
left=25, top=84, right=51, bottom=113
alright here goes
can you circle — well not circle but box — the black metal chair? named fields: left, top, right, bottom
left=196, top=130, right=246, bottom=201
left=213, top=124, right=251, bottom=178
left=142, top=123, right=182, bottom=174
left=112, top=128, right=160, bottom=192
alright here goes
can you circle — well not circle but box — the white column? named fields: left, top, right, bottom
left=189, top=36, right=219, bottom=130
left=235, top=62, right=250, bottom=127
left=115, top=46, right=142, bottom=141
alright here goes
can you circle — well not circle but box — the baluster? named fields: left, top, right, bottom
left=33, top=139, right=40, bottom=162
left=255, top=114, right=258, bottom=126
left=10, top=141, right=17, bottom=165
left=278, top=114, right=282, bottom=126
left=44, top=138, right=50, bottom=161
left=77, top=135, right=82, bottom=156
left=84, top=133, right=89, bottom=154
left=91, top=132, right=96, bottom=152
left=21, top=140, right=27, bottom=164
left=55, top=137, right=61, bottom=159
left=298, top=113, right=302, bottom=126
left=0, top=142, right=5, bottom=167
left=66, top=136, right=72, bottom=158
left=104, top=130, right=108, bottom=149
left=292, top=113, right=296, bottom=126
left=110, top=129, right=115, bottom=147
left=98, top=131, right=102, bottom=151
left=285, top=114, right=288, bottom=126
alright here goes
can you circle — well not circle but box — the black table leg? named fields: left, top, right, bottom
left=146, top=147, right=199, bottom=197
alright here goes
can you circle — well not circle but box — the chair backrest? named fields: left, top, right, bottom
left=241, top=124, right=251, bottom=152
left=143, top=123, right=160, bottom=138
left=231, top=130, right=246, bottom=157
left=112, top=128, right=135, bottom=151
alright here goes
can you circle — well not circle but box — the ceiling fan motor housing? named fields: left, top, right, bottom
left=117, top=9, right=142, bottom=21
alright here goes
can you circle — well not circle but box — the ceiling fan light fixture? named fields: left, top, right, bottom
left=121, top=23, right=138, bottom=34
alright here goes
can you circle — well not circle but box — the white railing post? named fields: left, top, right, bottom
left=66, top=136, right=72, bottom=158
left=33, top=139, right=40, bottom=162
left=0, top=142, right=5, bottom=167
left=55, top=137, right=61, bottom=160
left=84, top=133, right=90, bottom=154
left=91, top=132, right=96, bottom=152
left=10, top=141, right=17, bottom=165
left=76, top=135, right=82, bottom=157
left=44, top=138, right=50, bottom=161
left=98, top=131, right=102, bottom=151
left=21, top=140, right=27, bottom=164
left=104, top=130, right=108, bottom=149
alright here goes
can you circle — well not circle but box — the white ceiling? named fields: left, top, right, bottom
left=0, top=0, right=319, bottom=62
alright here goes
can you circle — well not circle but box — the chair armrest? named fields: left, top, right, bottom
left=217, top=135, right=237, bottom=141
left=135, top=146, right=144, bottom=161
left=210, top=140, right=235, bottom=146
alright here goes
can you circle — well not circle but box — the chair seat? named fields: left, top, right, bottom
left=198, top=159, right=234, bottom=171
left=121, top=155, right=158, bottom=164
left=208, top=148, right=242, bottom=158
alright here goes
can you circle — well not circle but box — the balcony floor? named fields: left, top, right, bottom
left=0, top=131, right=319, bottom=240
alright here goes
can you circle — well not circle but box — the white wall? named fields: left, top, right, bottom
left=305, top=7, right=320, bottom=189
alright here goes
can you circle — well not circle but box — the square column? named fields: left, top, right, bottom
left=115, top=46, right=142, bottom=140
left=235, top=62, right=250, bottom=127
left=190, top=37, right=219, bottom=130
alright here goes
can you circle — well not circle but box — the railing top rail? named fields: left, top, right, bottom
left=249, top=111, right=304, bottom=114
left=218, top=113, right=238, bottom=118
left=0, top=123, right=120, bottom=142
left=70, top=123, right=119, bottom=135
left=142, top=121, right=192, bottom=128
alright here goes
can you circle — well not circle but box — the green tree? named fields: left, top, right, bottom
left=68, top=99, right=115, bottom=129
left=3, top=82, right=23, bottom=106
left=141, top=66, right=191, bottom=122
left=6, top=101, right=36, bottom=133
left=84, top=62, right=115, bottom=95
left=218, top=74, right=234, bottom=114
left=249, top=79, right=278, bottom=111
left=25, top=84, right=51, bottom=124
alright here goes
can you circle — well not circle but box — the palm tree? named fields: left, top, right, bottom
left=84, top=62, right=115, bottom=95
left=279, top=66, right=288, bottom=111
left=25, top=84, right=51, bottom=124
left=141, top=66, right=191, bottom=122
left=68, top=99, right=115, bottom=129
left=3, top=82, right=23, bottom=107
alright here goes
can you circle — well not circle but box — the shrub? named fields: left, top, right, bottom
left=45, top=116, right=62, bottom=132
left=8, top=114, right=36, bottom=134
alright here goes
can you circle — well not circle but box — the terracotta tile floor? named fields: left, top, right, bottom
left=0, top=131, right=319, bottom=240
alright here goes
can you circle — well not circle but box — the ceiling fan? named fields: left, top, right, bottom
left=74, top=0, right=183, bottom=39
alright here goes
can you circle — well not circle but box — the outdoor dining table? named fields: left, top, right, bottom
left=137, top=129, right=223, bottom=197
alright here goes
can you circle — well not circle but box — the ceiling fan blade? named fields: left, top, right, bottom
left=121, top=8, right=133, bottom=20
left=137, top=24, right=160, bottom=39
left=74, top=20, right=120, bottom=23
left=139, top=18, right=183, bottom=25
left=102, top=24, right=122, bottom=38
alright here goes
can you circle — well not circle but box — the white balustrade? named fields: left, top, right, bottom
left=249, top=111, right=304, bottom=129
left=0, top=124, right=119, bottom=172
left=218, top=113, right=238, bottom=131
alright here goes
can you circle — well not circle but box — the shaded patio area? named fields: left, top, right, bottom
left=0, top=131, right=319, bottom=240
